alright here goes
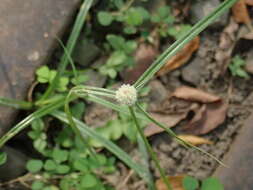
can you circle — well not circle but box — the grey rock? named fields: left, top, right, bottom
left=181, top=57, right=204, bottom=86
left=0, top=0, right=80, bottom=135
left=190, top=0, right=228, bottom=28
left=148, top=80, right=168, bottom=110
left=0, top=146, right=28, bottom=181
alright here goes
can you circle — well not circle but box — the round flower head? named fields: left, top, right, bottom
left=115, top=84, right=137, bottom=106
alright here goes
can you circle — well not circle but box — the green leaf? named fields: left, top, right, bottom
left=158, top=6, right=171, bottom=19
left=44, top=159, right=57, bottom=171
left=32, top=181, right=45, bottom=190
left=113, top=0, right=124, bottom=9
left=183, top=176, right=199, bottom=190
left=107, top=68, right=117, bottom=79
left=125, top=8, right=143, bottom=26
left=123, top=26, right=137, bottom=34
left=60, top=178, right=72, bottom=190
left=56, top=164, right=70, bottom=174
left=52, top=148, right=68, bottom=163
left=136, top=7, right=150, bottom=20
left=0, top=152, right=7, bottom=165
left=71, top=75, right=89, bottom=85
left=106, top=51, right=127, bottom=66
left=201, top=177, right=224, bottom=190
left=31, top=119, right=45, bottom=131
left=73, top=159, right=89, bottom=172
left=34, top=138, right=47, bottom=153
left=57, top=77, right=69, bottom=92
left=98, top=11, right=113, bottom=26
left=36, top=66, right=50, bottom=83
left=151, top=15, right=161, bottom=23
left=26, top=159, right=43, bottom=173
left=106, top=34, right=125, bottom=50
left=124, top=41, right=137, bottom=54
left=80, top=174, right=98, bottom=188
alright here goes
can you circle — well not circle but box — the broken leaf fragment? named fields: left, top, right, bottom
left=156, top=176, right=185, bottom=190
left=157, top=37, right=200, bottom=76
left=177, top=135, right=213, bottom=145
left=232, top=0, right=252, bottom=30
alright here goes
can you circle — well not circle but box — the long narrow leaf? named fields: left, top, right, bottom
left=51, top=111, right=149, bottom=182
left=136, top=103, right=227, bottom=167
left=0, top=97, right=66, bottom=147
left=39, top=0, right=93, bottom=101
left=134, top=0, right=237, bottom=90
left=0, top=97, right=33, bottom=110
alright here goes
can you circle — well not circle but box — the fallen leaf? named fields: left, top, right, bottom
left=245, top=0, right=253, bottom=6
left=172, top=86, right=220, bottom=103
left=157, top=37, right=200, bottom=76
left=156, top=176, right=184, bottom=190
left=144, top=112, right=188, bottom=137
left=184, top=101, right=228, bottom=135
left=177, top=134, right=213, bottom=145
left=232, top=0, right=252, bottom=29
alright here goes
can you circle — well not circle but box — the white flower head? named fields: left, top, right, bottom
left=115, top=84, right=137, bottom=106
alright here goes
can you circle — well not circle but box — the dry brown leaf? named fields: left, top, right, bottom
left=156, top=176, right=185, bottom=190
left=184, top=101, right=228, bottom=135
left=232, top=0, right=252, bottom=28
left=177, top=134, right=213, bottom=145
left=172, top=86, right=220, bottom=103
left=144, top=112, right=188, bottom=137
left=157, top=37, right=200, bottom=76
left=245, top=0, right=253, bottom=5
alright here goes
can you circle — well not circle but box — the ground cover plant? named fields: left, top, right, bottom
left=0, top=0, right=241, bottom=189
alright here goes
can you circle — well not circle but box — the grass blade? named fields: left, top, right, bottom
left=129, top=107, right=172, bottom=190
left=51, top=110, right=149, bottom=182
left=136, top=103, right=227, bottom=167
left=134, top=0, right=237, bottom=90
left=0, top=97, right=33, bottom=110
left=39, top=0, right=93, bottom=101
left=0, top=97, right=66, bottom=147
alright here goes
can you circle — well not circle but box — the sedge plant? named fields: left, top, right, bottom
left=0, top=0, right=237, bottom=189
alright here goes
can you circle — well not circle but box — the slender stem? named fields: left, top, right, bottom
left=0, top=97, right=67, bottom=148
left=64, top=91, right=97, bottom=159
left=136, top=103, right=227, bottom=167
left=0, top=97, right=33, bottom=110
left=129, top=107, right=172, bottom=190
left=39, top=0, right=93, bottom=101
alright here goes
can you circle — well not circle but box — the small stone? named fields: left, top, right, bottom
left=181, top=57, right=204, bottom=86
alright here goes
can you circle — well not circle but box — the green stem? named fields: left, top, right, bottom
left=64, top=91, right=97, bottom=159
left=129, top=107, right=172, bottom=190
left=39, top=0, right=93, bottom=101
left=0, top=97, right=33, bottom=110
left=0, top=97, right=66, bottom=148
